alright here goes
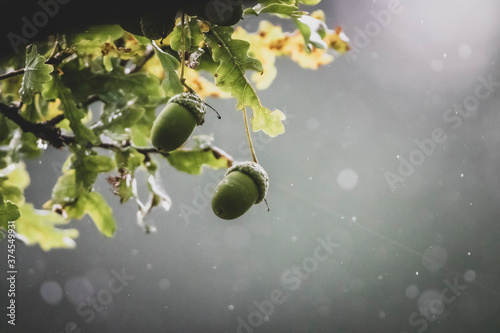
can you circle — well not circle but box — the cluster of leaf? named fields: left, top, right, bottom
left=0, top=0, right=348, bottom=250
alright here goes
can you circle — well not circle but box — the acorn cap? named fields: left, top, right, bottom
left=226, top=161, right=269, bottom=204
left=168, top=93, right=206, bottom=126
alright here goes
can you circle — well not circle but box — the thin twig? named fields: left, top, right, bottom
left=47, top=35, right=61, bottom=60
left=0, top=48, right=75, bottom=81
left=179, top=13, right=195, bottom=94
left=180, top=13, right=186, bottom=83
left=97, top=141, right=161, bottom=155
left=0, top=102, right=65, bottom=148
left=0, top=102, right=161, bottom=156
left=0, top=68, right=26, bottom=81
left=42, top=114, right=65, bottom=127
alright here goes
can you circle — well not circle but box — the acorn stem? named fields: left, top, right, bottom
left=179, top=12, right=196, bottom=94
left=243, top=107, right=258, bottom=164
left=180, top=12, right=186, bottom=81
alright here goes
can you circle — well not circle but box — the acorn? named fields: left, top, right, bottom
left=184, top=0, right=244, bottom=26
left=203, top=0, right=244, bottom=26
left=140, top=11, right=176, bottom=40
left=212, top=161, right=269, bottom=220
left=150, top=93, right=206, bottom=152
left=118, top=16, right=144, bottom=36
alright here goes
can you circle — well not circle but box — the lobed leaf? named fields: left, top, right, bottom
left=49, top=152, right=116, bottom=205
left=44, top=77, right=100, bottom=144
left=115, top=147, right=145, bottom=172
left=166, top=136, right=233, bottom=174
left=94, top=104, right=145, bottom=141
left=204, top=26, right=285, bottom=137
left=0, top=189, right=21, bottom=230
left=152, top=42, right=184, bottom=97
left=17, top=132, right=41, bottom=159
left=16, top=204, right=79, bottom=251
left=170, top=18, right=204, bottom=54
left=299, top=0, right=322, bottom=4
left=59, top=63, right=165, bottom=107
left=67, top=25, right=125, bottom=44
left=0, top=162, right=30, bottom=205
left=19, top=45, right=53, bottom=105
left=167, top=148, right=232, bottom=175
left=1, top=73, right=23, bottom=104
left=66, top=192, right=116, bottom=238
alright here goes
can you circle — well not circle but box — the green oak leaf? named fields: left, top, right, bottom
left=0, top=149, right=9, bottom=170
left=0, top=189, right=21, bottom=229
left=170, top=17, right=204, bottom=54
left=19, top=45, right=53, bottom=105
left=166, top=147, right=232, bottom=174
left=48, top=152, right=116, bottom=206
left=0, top=162, right=30, bottom=205
left=43, top=76, right=100, bottom=144
left=22, top=98, right=42, bottom=122
left=205, top=26, right=285, bottom=137
left=299, top=0, right=322, bottom=5
left=47, top=152, right=117, bottom=237
left=73, top=151, right=116, bottom=191
left=0, top=114, right=14, bottom=144
left=66, top=191, right=116, bottom=238
left=59, top=63, right=165, bottom=107
left=18, top=132, right=41, bottom=159
left=51, top=169, right=79, bottom=205
left=16, top=204, right=79, bottom=251
left=115, top=147, right=145, bottom=172
left=1, top=73, right=23, bottom=104
left=152, top=41, right=184, bottom=97
left=66, top=25, right=124, bottom=44
left=93, top=104, right=145, bottom=140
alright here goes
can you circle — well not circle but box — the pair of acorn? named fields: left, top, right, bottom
left=151, top=93, right=268, bottom=220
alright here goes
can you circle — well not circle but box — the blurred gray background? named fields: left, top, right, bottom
left=2, top=0, right=500, bottom=332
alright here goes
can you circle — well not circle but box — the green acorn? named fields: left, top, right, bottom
left=183, top=0, right=244, bottom=26
left=140, top=11, right=176, bottom=40
left=212, top=161, right=269, bottom=220
left=203, top=0, right=244, bottom=26
left=151, top=93, right=206, bottom=152
left=118, top=16, right=144, bottom=36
